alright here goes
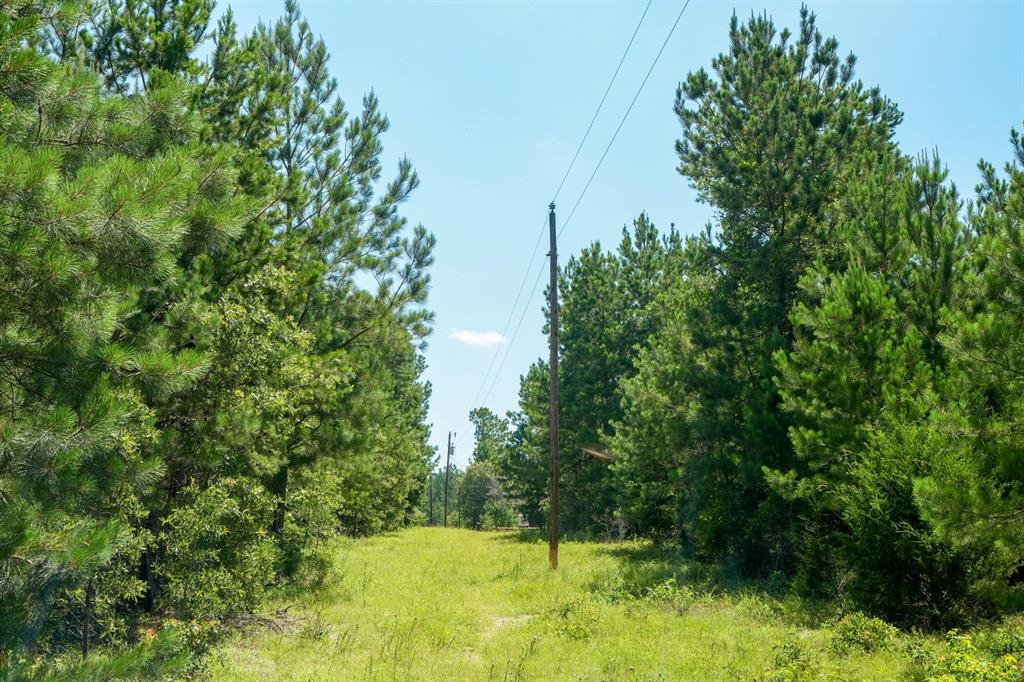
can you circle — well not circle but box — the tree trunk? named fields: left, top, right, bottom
left=272, top=464, right=289, bottom=540
left=142, top=510, right=159, bottom=613
left=81, top=577, right=94, bottom=659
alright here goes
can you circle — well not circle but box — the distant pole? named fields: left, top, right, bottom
left=444, top=432, right=452, bottom=527
left=548, top=203, right=560, bottom=570
left=428, top=471, right=434, bottom=526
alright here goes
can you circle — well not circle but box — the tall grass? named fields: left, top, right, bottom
left=209, top=528, right=1021, bottom=681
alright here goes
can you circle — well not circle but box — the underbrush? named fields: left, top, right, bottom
left=4, top=540, right=345, bottom=682
left=579, top=537, right=1024, bottom=682
left=760, top=612, right=1024, bottom=682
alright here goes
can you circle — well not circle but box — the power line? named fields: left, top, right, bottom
left=551, top=0, right=653, bottom=202
left=558, top=0, right=692, bottom=240
left=468, top=0, right=653, bottom=409
left=480, top=1, right=692, bottom=406
left=469, top=215, right=546, bottom=407
left=480, top=255, right=548, bottom=406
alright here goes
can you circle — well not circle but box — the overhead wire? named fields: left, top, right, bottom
left=468, top=0, right=653, bottom=408
left=469, top=217, right=546, bottom=407
left=550, top=0, right=653, bottom=203
left=480, top=255, right=548, bottom=406
left=480, top=0, right=693, bottom=406
left=558, top=0, right=692, bottom=240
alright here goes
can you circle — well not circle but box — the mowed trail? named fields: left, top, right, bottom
left=210, top=527, right=910, bottom=681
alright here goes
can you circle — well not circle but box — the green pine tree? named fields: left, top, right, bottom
left=0, top=1, right=245, bottom=656
left=914, top=127, right=1024, bottom=613
left=655, top=8, right=900, bottom=572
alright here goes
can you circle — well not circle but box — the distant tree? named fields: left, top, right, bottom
left=457, top=461, right=504, bottom=529
left=497, top=363, right=550, bottom=528
left=469, top=407, right=510, bottom=463
left=458, top=408, right=512, bottom=529
left=556, top=215, right=681, bottom=532
left=504, top=215, right=682, bottom=534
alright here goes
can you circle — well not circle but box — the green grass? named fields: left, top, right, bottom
left=205, top=528, right=948, bottom=681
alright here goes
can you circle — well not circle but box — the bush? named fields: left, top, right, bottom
left=642, top=577, right=698, bottom=613
left=828, top=612, right=900, bottom=655
left=282, top=471, right=344, bottom=585
left=158, top=479, right=279, bottom=621
left=547, top=595, right=600, bottom=640
left=974, top=624, right=1024, bottom=660
left=925, top=631, right=1023, bottom=682
left=481, top=499, right=517, bottom=530
left=50, top=514, right=151, bottom=652
left=16, top=627, right=192, bottom=682
left=762, top=640, right=820, bottom=681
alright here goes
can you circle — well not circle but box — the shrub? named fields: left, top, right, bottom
left=282, top=471, right=344, bottom=585
left=158, top=479, right=279, bottom=621
left=926, top=631, right=1023, bottom=682
left=481, top=499, right=518, bottom=530
left=974, top=624, right=1024, bottom=660
left=643, top=577, right=698, bottom=613
left=828, top=612, right=900, bottom=655
left=762, top=639, right=820, bottom=681
left=50, top=514, right=151, bottom=653
left=19, top=627, right=192, bottom=682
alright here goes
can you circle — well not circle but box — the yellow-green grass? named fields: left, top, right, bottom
left=208, top=527, right=919, bottom=681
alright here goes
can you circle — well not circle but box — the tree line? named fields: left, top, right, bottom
left=478, top=9, right=1023, bottom=629
left=422, top=409, right=518, bottom=531
left=1, top=0, right=434, bottom=675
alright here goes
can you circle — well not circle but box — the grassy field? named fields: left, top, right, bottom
left=207, top=528, right=1016, bottom=681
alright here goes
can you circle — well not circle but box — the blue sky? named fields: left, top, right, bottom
left=223, top=0, right=1023, bottom=467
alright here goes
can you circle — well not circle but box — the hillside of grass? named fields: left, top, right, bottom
left=207, top=528, right=1021, bottom=681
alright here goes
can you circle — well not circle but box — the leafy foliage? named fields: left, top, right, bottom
left=1, top=0, right=435, bottom=670
left=827, top=613, right=899, bottom=655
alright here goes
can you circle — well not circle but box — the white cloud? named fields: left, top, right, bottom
left=449, top=328, right=506, bottom=348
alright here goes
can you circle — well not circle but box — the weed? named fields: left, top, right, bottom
left=974, top=624, right=1024, bottom=659
left=547, top=595, right=601, bottom=640
left=490, top=634, right=539, bottom=682
left=924, top=630, right=1023, bottom=681
left=299, top=609, right=334, bottom=641
left=762, top=639, right=820, bottom=681
left=495, top=552, right=524, bottom=584
left=643, top=577, right=697, bottom=612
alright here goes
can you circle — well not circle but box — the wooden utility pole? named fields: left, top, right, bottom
left=428, top=472, right=434, bottom=526
left=443, top=432, right=453, bottom=527
left=548, top=203, right=560, bottom=570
